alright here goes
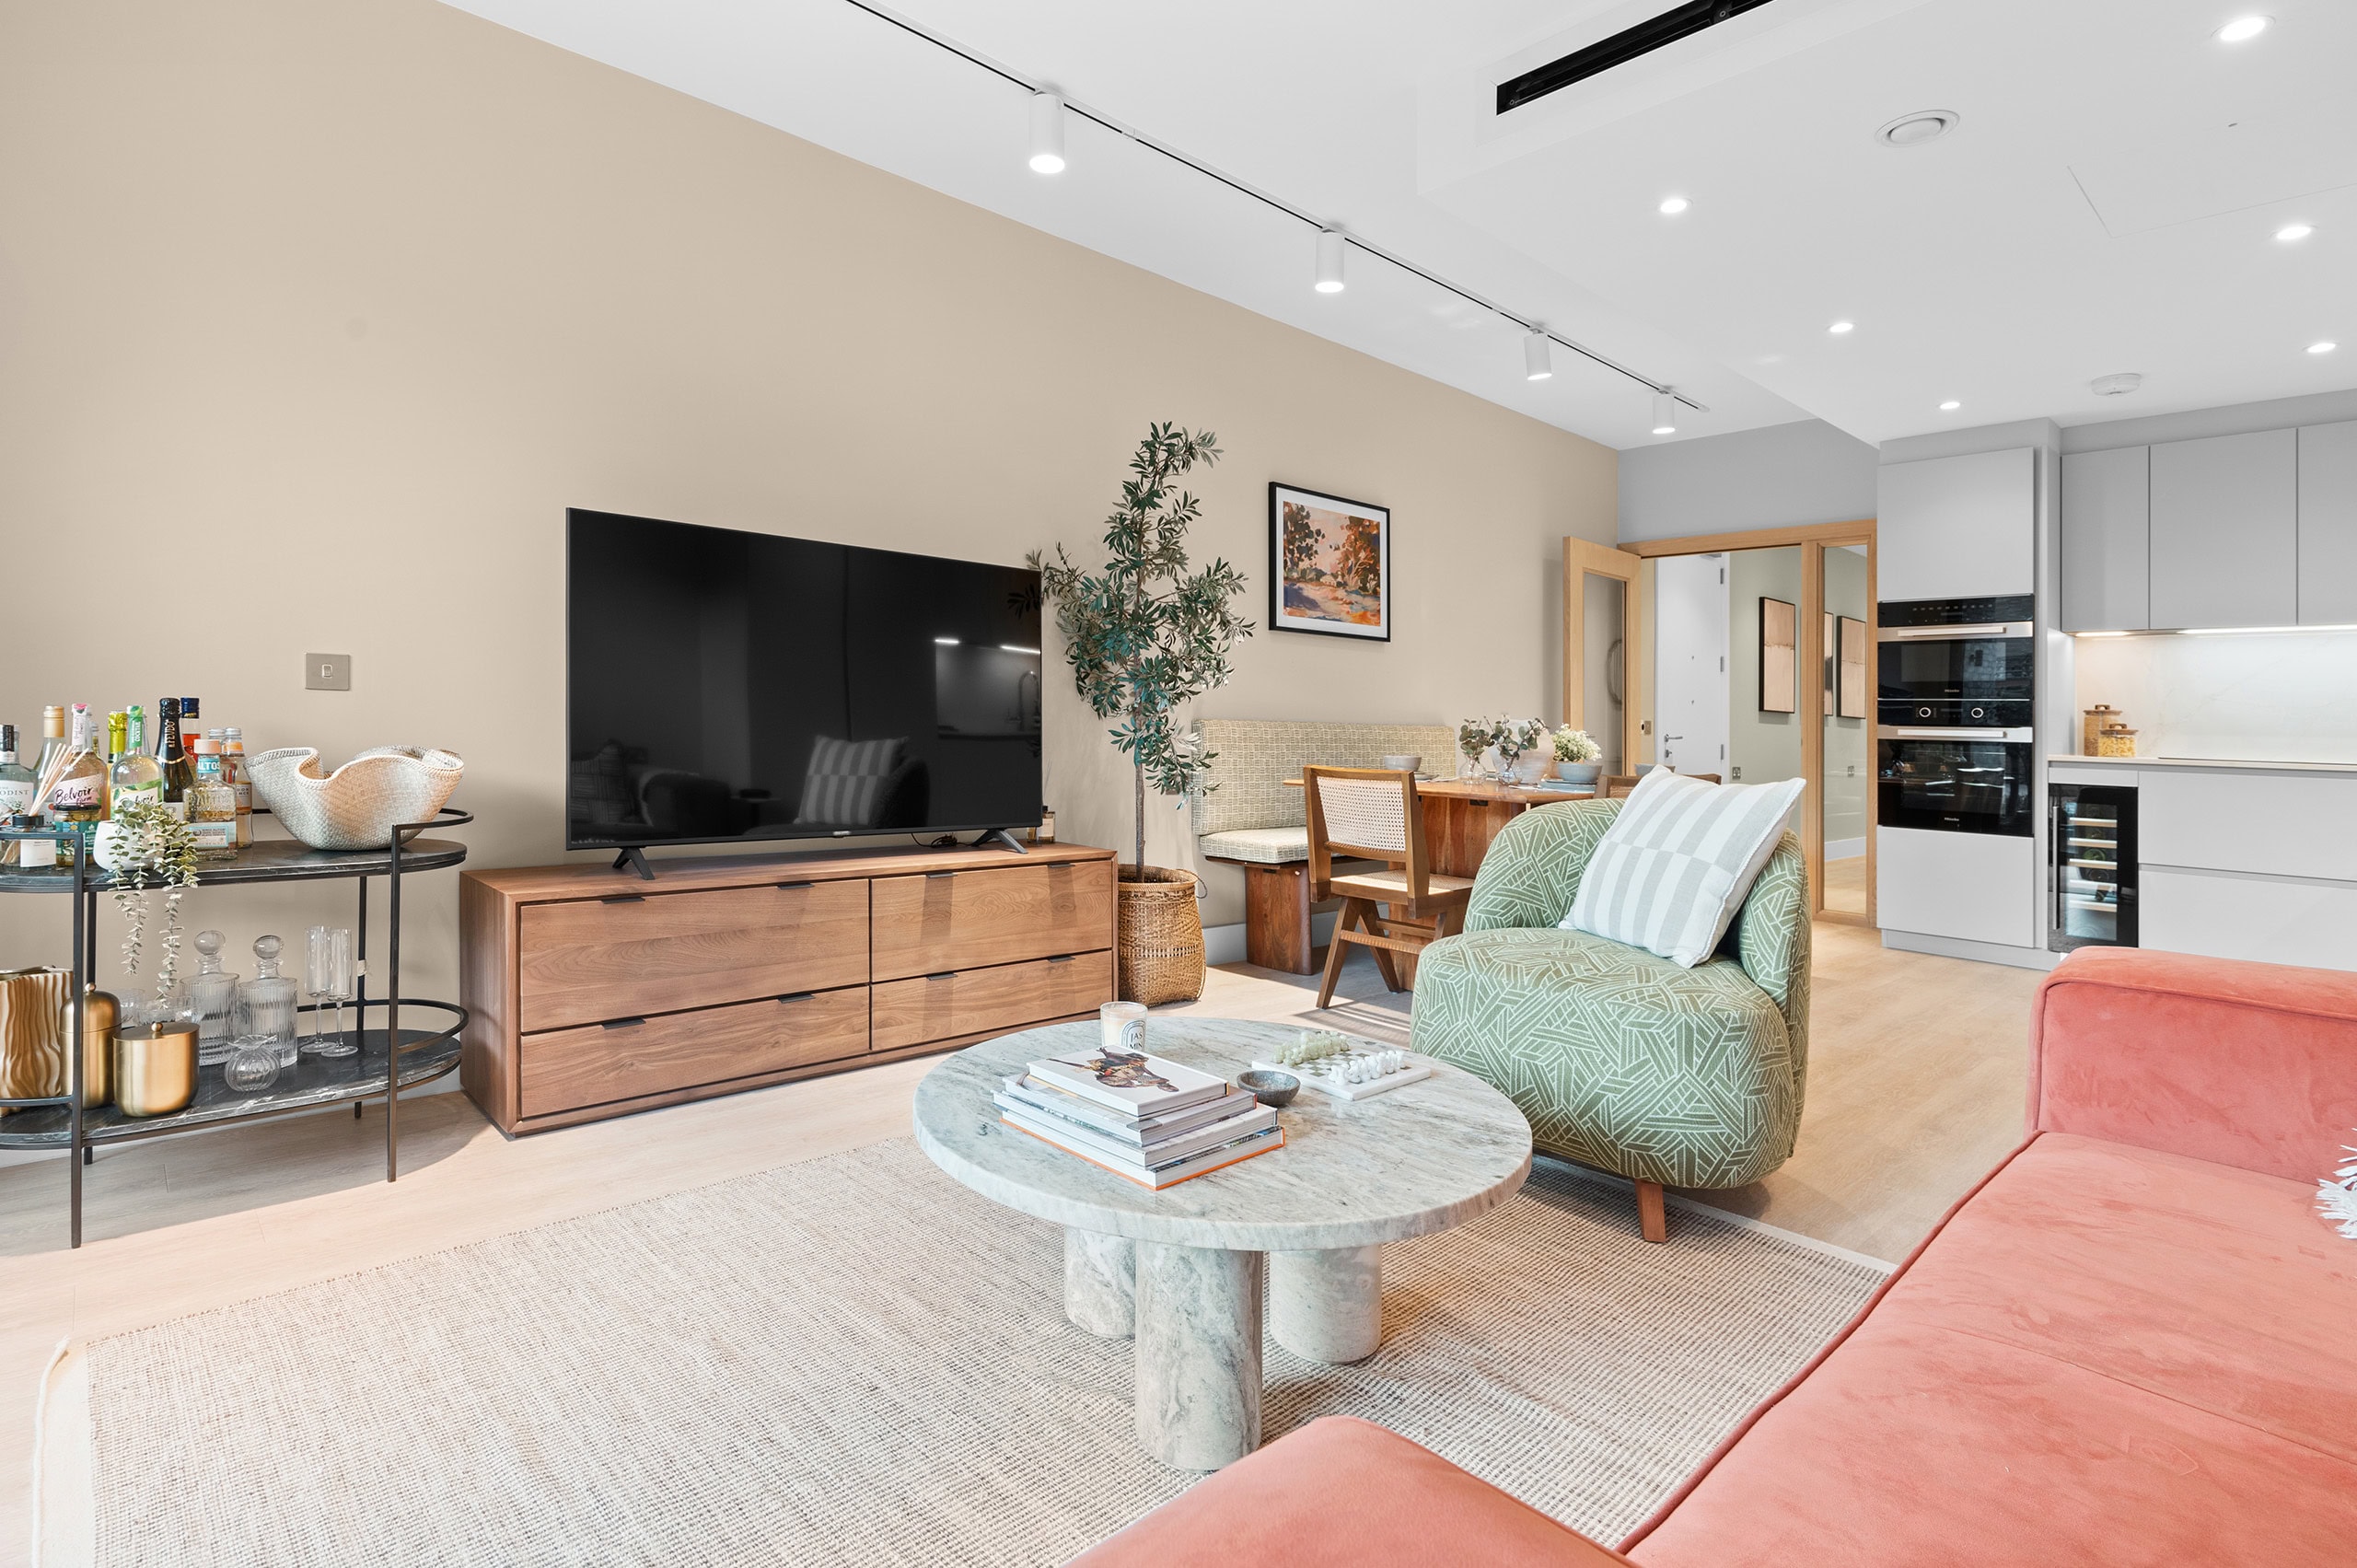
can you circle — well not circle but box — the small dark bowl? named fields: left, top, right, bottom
left=1237, top=1069, right=1300, bottom=1108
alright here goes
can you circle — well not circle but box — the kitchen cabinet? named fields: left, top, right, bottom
left=1875, top=447, right=2035, bottom=603
left=2142, top=867, right=2357, bottom=972
left=2299, top=420, right=2357, bottom=625
left=2148, top=428, right=2297, bottom=629
left=1877, top=826, right=2037, bottom=949
left=2060, top=446, right=2150, bottom=632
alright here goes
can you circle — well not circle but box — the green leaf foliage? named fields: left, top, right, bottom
left=1029, top=424, right=1254, bottom=870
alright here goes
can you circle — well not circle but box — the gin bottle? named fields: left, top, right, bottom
left=185, top=739, right=238, bottom=859
left=46, top=704, right=108, bottom=836
left=110, top=706, right=164, bottom=815
left=0, top=726, right=33, bottom=819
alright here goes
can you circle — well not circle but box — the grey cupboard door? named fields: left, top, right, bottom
left=2148, top=428, right=2297, bottom=630
left=1875, top=447, right=2035, bottom=602
left=2060, top=446, right=2150, bottom=632
left=2300, top=421, right=2357, bottom=625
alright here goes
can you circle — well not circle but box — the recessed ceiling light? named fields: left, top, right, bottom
left=1939, top=400, right=1961, bottom=412
left=1658, top=196, right=1689, bottom=215
left=1829, top=320, right=1855, bottom=334
left=1876, top=110, right=1959, bottom=148
left=2274, top=223, right=2314, bottom=242
left=2311, top=341, right=2340, bottom=354
left=2216, top=16, right=2270, bottom=42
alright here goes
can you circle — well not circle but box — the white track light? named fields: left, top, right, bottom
left=1314, top=228, right=1346, bottom=293
left=1651, top=391, right=1678, bottom=436
left=1524, top=331, right=1553, bottom=380
left=1028, top=92, right=1065, bottom=174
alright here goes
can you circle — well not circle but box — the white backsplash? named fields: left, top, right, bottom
left=2073, top=631, right=2357, bottom=763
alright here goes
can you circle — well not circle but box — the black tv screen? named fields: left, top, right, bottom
left=565, top=509, right=1044, bottom=850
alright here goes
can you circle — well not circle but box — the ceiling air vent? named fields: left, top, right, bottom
left=1497, top=0, right=1782, bottom=114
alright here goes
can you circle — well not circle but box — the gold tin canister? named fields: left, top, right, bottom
left=75, top=987, right=117, bottom=1109
left=111, top=1019, right=198, bottom=1118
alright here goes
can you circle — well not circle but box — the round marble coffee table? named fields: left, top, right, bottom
left=911, top=1016, right=1532, bottom=1470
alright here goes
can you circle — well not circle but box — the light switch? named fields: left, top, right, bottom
left=306, top=653, right=353, bottom=691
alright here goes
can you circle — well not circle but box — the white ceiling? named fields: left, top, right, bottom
left=444, top=0, right=2356, bottom=451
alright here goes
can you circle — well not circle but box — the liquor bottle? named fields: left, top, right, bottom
left=156, top=698, right=194, bottom=819
left=46, top=704, right=109, bottom=834
left=180, top=696, right=202, bottom=754
left=185, top=739, right=238, bottom=859
left=33, top=706, right=66, bottom=784
left=221, top=726, right=254, bottom=846
left=110, top=706, right=165, bottom=815
left=0, top=725, right=34, bottom=819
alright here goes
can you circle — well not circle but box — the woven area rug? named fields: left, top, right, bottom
left=85, top=1139, right=1883, bottom=1566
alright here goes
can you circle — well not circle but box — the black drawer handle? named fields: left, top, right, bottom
left=602, top=1016, right=646, bottom=1030
left=925, top=970, right=957, bottom=981
left=776, top=881, right=813, bottom=890
left=925, top=870, right=958, bottom=880
left=776, top=991, right=815, bottom=1004
left=600, top=894, right=646, bottom=904
left=1048, top=954, right=1076, bottom=964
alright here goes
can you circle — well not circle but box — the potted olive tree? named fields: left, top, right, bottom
left=1032, top=424, right=1252, bottom=1005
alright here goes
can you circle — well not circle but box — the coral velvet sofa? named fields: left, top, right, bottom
left=1070, top=947, right=2357, bottom=1565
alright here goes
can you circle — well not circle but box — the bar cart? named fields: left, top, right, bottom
left=0, top=809, right=470, bottom=1248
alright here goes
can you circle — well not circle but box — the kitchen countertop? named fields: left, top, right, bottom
left=2049, top=753, right=2357, bottom=775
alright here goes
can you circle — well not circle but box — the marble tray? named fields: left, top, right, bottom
left=1248, top=1050, right=1434, bottom=1101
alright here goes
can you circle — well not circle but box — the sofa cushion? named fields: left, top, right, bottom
left=1410, top=926, right=1797, bottom=1189
left=1623, top=1132, right=2357, bottom=1566
left=1565, top=770, right=1805, bottom=968
left=1069, top=1416, right=1633, bottom=1568
left=1199, top=827, right=1312, bottom=865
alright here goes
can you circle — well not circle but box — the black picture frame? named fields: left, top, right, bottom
left=1268, top=482, right=1390, bottom=642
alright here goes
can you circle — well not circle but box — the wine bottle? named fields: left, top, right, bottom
left=157, top=697, right=193, bottom=819
left=180, top=696, right=202, bottom=755
left=33, top=706, right=65, bottom=784
left=46, top=703, right=109, bottom=832
left=110, top=706, right=165, bottom=815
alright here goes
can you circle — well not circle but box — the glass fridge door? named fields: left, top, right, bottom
left=2052, top=785, right=2137, bottom=949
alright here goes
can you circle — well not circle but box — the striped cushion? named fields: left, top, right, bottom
left=795, top=736, right=905, bottom=826
left=1562, top=770, right=1806, bottom=967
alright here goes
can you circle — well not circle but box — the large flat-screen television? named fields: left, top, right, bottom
left=566, top=509, right=1044, bottom=852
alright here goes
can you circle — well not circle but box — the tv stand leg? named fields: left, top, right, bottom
left=974, top=828, right=1030, bottom=854
left=611, top=846, right=656, bottom=880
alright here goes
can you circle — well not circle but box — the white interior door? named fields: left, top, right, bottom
left=1653, top=552, right=1729, bottom=775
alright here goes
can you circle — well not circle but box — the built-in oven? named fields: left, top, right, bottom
left=1876, top=594, right=2037, bottom=836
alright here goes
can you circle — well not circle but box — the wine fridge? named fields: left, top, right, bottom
left=2049, top=784, right=2137, bottom=951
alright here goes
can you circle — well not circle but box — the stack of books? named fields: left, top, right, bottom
left=996, top=1048, right=1283, bottom=1189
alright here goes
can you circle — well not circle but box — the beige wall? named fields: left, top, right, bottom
left=0, top=0, right=1614, bottom=1003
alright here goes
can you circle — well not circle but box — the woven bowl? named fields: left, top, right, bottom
left=250, top=747, right=464, bottom=851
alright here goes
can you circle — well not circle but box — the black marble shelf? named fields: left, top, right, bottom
left=0, top=833, right=467, bottom=894
left=0, top=1001, right=464, bottom=1148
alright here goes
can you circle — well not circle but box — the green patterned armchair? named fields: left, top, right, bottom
left=1408, top=798, right=1810, bottom=1241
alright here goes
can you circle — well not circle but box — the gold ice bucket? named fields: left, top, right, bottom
left=111, top=1019, right=198, bottom=1118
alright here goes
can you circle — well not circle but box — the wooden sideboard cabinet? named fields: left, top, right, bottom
left=460, top=842, right=1117, bottom=1134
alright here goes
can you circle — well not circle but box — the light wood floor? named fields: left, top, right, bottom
left=1, top=922, right=2038, bottom=1564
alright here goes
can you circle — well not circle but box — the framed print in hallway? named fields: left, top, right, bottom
left=1759, top=596, right=1797, bottom=713
left=1270, top=482, right=1389, bottom=641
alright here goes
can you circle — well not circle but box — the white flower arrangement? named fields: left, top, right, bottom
left=1550, top=726, right=1603, bottom=764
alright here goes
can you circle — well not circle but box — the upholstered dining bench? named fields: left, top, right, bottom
left=1190, top=718, right=1455, bottom=973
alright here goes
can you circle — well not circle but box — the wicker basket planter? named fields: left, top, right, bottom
left=249, top=747, right=463, bottom=851
left=1116, top=866, right=1206, bottom=1005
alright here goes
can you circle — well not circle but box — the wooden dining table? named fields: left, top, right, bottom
left=1282, top=775, right=1596, bottom=880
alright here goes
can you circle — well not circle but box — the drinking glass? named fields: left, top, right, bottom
left=305, top=925, right=355, bottom=1058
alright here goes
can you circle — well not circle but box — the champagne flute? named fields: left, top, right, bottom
left=305, top=925, right=356, bottom=1058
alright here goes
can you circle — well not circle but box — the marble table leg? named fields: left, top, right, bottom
left=1270, top=1244, right=1383, bottom=1364
left=1063, top=1227, right=1135, bottom=1338
left=1133, top=1240, right=1263, bottom=1470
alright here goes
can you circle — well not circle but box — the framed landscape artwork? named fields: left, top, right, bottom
left=1270, top=482, right=1389, bottom=641
left=1759, top=597, right=1797, bottom=714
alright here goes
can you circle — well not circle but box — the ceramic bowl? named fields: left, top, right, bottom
left=1236, top=1069, right=1300, bottom=1108
left=1379, top=754, right=1422, bottom=772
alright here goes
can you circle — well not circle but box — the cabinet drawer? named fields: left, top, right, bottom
left=518, top=879, right=868, bottom=1033
left=519, top=987, right=870, bottom=1120
left=871, top=951, right=1111, bottom=1052
left=870, top=860, right=1114, bottom=981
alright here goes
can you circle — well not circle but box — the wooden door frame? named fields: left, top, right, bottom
left=1562, top=539, right=1647, bottom=782
left=1619, top=520, right=1878, bottom=927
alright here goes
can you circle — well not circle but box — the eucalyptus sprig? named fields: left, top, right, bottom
left=1031, top=423, right=1255, bottom=874
left=107, top=799, right=202, bottom=1003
